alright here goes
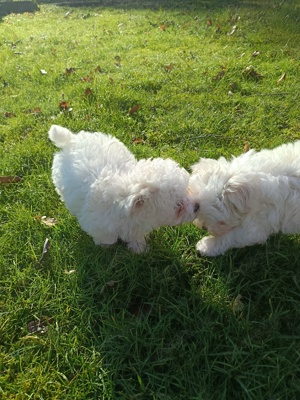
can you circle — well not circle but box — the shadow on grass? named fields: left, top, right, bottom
left=51, top=222, right=300, bottom=398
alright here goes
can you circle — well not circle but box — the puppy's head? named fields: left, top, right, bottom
left=189, top=160, right=259, bottom=236
left=128, top=158, right=199, bottom=230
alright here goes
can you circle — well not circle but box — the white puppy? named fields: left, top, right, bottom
left=189, top=141, right=300, bottom=256
left=49, top=125, right=199, bottom=253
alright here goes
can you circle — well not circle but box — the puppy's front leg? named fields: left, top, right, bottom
left=127, top=237, right=147, bottom=253
left=92, top=232, right=118, bottom=247
left=197, top=225, right=269, bottom=256
left=196, top=236, right=230, bottom=257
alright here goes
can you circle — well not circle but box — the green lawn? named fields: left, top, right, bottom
left=1, top=1, right=300, bottom=399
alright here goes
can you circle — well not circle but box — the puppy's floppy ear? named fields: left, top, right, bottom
left=132, top=195, right=145, bottom=210
left=130, top=185, right=158, bottom=214
left=223, top=175, right=255, bottom=214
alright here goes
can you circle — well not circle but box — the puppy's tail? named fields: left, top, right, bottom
left=48, top=125, right=73, bottom=148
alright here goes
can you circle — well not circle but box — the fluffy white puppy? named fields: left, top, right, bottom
left=49, top=125, right=199, bottom=253
left=189, top=141, right=300, bottom=256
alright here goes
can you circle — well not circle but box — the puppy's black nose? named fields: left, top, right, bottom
left=194, top=203, right=200, bottom=213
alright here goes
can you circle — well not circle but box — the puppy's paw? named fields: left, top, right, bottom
left=196, top=236, right=224, bottom=257
left=100, top=243, right=114, bottom=249
left=127, top=239, right=147, bottom=254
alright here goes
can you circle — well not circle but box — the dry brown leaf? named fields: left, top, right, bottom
left=165, top=64, right=173, bottom=73
left=129, top=105, right=140, bottom=115
left=0, top=176, right=21, bottom=184
left=27, top=317, right=53, bottom=334
left=244, top=142, right=250, bottom=153
left=216, top=24, right=222, bottom=33
left=25, top=107, right=41, bottom=115
left=242, top=66, right=264, bottom=80
left=232, top=294, right=244, bottom=316
left=84, top=88, right=93, bottom=96
left=206, top=19, right=213, bottom=26
left=4, top=112, right=16, bottom=118
left=215, top=66, right=226, bottom=80
left=132, top=137, right=144, bottom=145
left=59, top=101, right=69, bottom=110
left=65, top=67, right=76, bottom=75
left=228, top=82, right=239, bottom=92
left=41, top=216, right=58, bottom=227
left=160, top=24, right=167, bottom=31
left=27, top=319, right=48, bottom=334
left=80, top=76, right=92, bottom=82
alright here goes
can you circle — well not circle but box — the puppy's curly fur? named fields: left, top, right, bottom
left=49, top=125, right=199, bottom=253
left=189, top=141, right=300, bottom=256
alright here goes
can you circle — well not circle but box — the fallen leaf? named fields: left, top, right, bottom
left=0, top=176, right=21, bottom=184
left=229, top=82, right=239, bottom=92
left=277, top=72, right=286, bottom=83
left=206, top=19, right=213, bottom=26
left=132, top=137, right=144, bottom=145
left=228, top=15, right=240, bottom=24
left=84, top=87, right=93, bottom=96
left=160, top=24, right=167, bottom=31
left=27, top=317, right=53, bottom=334
left=242, top=65, right=264, bottom=80
left=100, top=280, right=118, bottom=294
left=59, top=101, right=69, bottom=110
left=64, top=269, right=76, bottom=275
left=40, top=216, right=58, bottom=227
left=183, top=21, right=190, bottom=29
left=227, top=25, right=237, bottom=36
left=232, top=294, right=244, bottom=316
left=95, top=65, right=102, bottom=73
left=80, top=76, right=92, bottom=82
left=65, top=67, right=76, bottom=75
left=244, top=142, right=250, bottom=152
left=215, top=66, right=226, bottom=80
left=25, top=107, right=41, bottom=115
left=216, top=24, right=222, bottom=33
left=27, top=319, right=48, bottom=334
left=165, top=64, right=173, bottom=73
left=129, top=105, right=140, bottom=115
left=36, top=238, right=50, bottom=267
left=4, top=112, right=16, bottom=118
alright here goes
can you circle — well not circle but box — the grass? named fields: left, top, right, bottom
left=0, top=0, right=300, bottom=398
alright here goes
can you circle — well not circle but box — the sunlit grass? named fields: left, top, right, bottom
left=1, top=1, right=300, bottom=399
